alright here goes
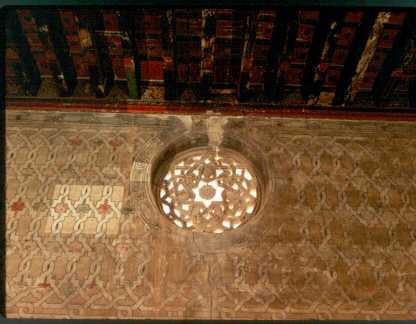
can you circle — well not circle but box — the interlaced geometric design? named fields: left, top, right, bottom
left=6, top=110, right=416, bottom=320
left=157, top=147, right=259, bottom=233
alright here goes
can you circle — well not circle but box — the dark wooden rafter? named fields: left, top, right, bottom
left=250, top=10, right=276, bottom=96
left=5, top=8, right=416, bottom=111
left=304, top=10, right=346, bottom=105
left=57, top=10, right=90, bottom=83
left=272, top=8, right=297, bottom=101
left=239, top=11, right=256, bottom=100
left=75, top=9, right=109, bottom=97
left=15, top=9, right=70, bottom=96
left=100, top=10, right=138, bottom=98
left=87, top=10, right=115, bottom=97
left=174, top=9, right=202, bottom=100
left=384, top=24, right=416, bottom=107
left=302, top=10, right=367, bottom=106
left=345, top=11, right=406, bottom=105
left=15, top=10, right=48, bottom=75
left=315, top=11, right=365, bottom=105
left=277, top=10, right=320, bottom=105
left=33, top=10, right=74, bottom=96
left=119, top=9, right=141, bottom=99
left=332, top=11, right=378, bottom=106
left=210, top=9, right=245, bottom=100
left=300, top=9, right=338, bottom=104
left=5, top=11, right=40, bottom=96
left=162, top=9, right=176, bottom=100
left=373, top=12, right=414, bottom=107
left=200, top=9, right=216, bottom=100
left=135, top=9, right=166, bottom=100
left=132, top=8, right=144, bottom=95
left=239, top=10, right=277, bottom=101
left=5, top=39, right=26, bottom=96
left=100, top=10, right=126, bottom=81
left=263, top=10, right=280, bottom=100
left=5, top=40, right=23, bottom=96
left=38, top=9, right=78, bottom=96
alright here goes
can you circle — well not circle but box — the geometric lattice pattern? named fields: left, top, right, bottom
left=157, top=147, right=259, bottom=233
left=45, top=185, right=124, bottom=236
left=5, top=109, right=416, bottom=320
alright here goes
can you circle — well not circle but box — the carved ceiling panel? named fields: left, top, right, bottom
left=5, top=8, right=416, bottom=111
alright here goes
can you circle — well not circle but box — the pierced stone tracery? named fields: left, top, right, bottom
left=157, top=147, right=259, bottom=233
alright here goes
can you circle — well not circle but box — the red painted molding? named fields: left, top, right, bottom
left=5, top=98, right=416, bottom=121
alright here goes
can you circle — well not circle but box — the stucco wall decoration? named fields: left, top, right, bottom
left=5, top=109, right=416, bottom=319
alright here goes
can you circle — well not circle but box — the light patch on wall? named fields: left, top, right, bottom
left=45, top=184, right=124, bottom=236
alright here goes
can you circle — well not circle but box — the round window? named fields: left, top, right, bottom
left=155, top=147, right=260, bottom=234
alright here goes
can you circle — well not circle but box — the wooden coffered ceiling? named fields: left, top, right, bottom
left=4, top=8, right=416, bottom=115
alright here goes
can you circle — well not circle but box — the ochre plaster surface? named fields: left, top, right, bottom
left=5, top=110, right=416, bottom=319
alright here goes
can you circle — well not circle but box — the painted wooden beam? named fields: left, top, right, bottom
left=5, top=11, right=41, bottom=96
left=200, top=9, right=216, bottom=99
left=239, top=11, right=277, bottom=100
left=7, top=97, right=416, bottom=121
left=162, top=9, right=177, bottom=100
left=2, top=0, right=416, bottom=7
left=76, top=9, right=110, bottom=97
left=238, top=11, right=256, bottom=100
left=345, top=11, right=406, bottom=104
left=174, top=9, right=202, bottom=101
left=16, top=9, right=71, bottom=96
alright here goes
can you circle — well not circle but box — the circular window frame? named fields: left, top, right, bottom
left=129, top=129, right=275, bottom=253
left=152, top=146, right=262, bottom=234
left=146, top=132, right=272, bottom=235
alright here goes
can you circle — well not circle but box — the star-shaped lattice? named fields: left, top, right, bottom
left=192, top=179, right=224, bottom=208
